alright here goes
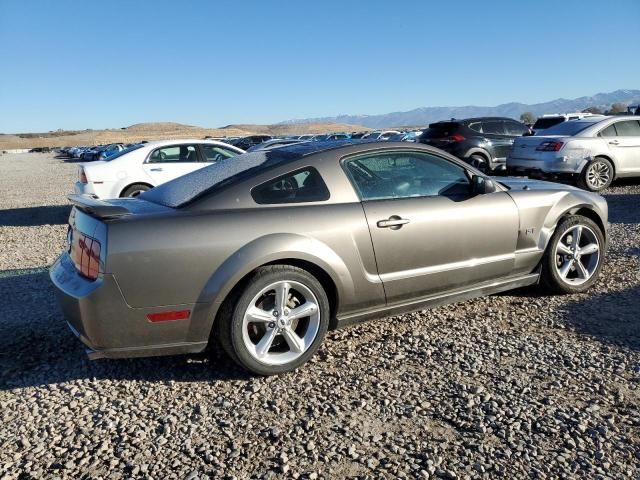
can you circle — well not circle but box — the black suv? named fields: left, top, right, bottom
left=418, top=117, right=528, bottom=172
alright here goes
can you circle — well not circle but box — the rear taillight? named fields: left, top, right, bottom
left=536, top=141, right=564, bottom=152
left=71, top=231, right=101, bottom=280
left=448, top=134, right=465, bottom=142
left=79, top=167, right=88, bottom=184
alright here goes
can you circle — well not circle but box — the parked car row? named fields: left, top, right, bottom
left=59, top=112, right=640, bottom=194
left=61, top=143, right=142, bottom=161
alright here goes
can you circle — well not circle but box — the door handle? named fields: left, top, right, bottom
left=150, top=167, right=163, bottom=172
left=608, top=140, right=619, bottom=145
left=377, top=216, right=410, bottom=230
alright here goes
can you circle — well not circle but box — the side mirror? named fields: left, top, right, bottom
left=472, top=175, right=497, bottom=195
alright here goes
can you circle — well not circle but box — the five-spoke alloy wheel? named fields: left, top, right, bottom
left=217, top=265, right=329, bottom=375
left=541, top=215, right=605, bottom=293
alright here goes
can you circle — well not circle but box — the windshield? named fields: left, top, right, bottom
left=103, top=144, right=143, bottom=161
left=540, top=119, right=601, bottom=136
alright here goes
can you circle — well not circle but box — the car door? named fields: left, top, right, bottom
left=604, top=120, right=640, bottom=174
left=142, top=144, right=203, bottom=185
left=343, top=150, right=519, bottom=304
left=481, top=120, right=512, bottom=160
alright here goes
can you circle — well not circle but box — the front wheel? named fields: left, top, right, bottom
left=578, top=157, right=613, bottom=192
left=540, top=215, right=605, bottom=294
left=217, top=265, right=330, bottom=375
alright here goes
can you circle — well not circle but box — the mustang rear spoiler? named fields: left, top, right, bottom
left=68, top=194, right=130, bottom=218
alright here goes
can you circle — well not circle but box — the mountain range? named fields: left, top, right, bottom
left=281, top=89, right=640, bottom=129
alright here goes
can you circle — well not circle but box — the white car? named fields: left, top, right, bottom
left=75, top=139, right=245, bottom=199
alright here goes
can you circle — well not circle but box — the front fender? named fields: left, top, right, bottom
left=537, top=193, right=608, bottom=251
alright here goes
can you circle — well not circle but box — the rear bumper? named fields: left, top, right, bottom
left=50, top=253, right=207, bottom=359
left=507, top=155, right=587, bottom=175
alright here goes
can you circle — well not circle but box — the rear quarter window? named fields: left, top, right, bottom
left=251, top=167, right=330, bottom=204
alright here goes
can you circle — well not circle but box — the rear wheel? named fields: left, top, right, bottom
left=121, top=184, right=150, bottom=197
left=540, top=215, right=604, bottom=294
left=469, top=154, right=489, bottom=173
left=217, top=265, right=330, bottom=375
left=578, top=157, right=613, bottom=191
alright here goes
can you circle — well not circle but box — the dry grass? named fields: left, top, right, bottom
left=0, top=122, right=370, bottom=150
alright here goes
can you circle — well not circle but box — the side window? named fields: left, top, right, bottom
left=343, top=151, right=471, bottom=201
left=201, top=145, right=240, bottom=163
left=599, top=124, right=618, bottom=137
left=251, top=167, right=330, bottom=204
left=468, top=122, right=483, bottom=133
left=482, top=121, right=505, bottom=134
left=614, top=120, right=640, bottom=137
left=504, top=121, right=528, bottom=136
left=148, top=145, right=199, bottom=163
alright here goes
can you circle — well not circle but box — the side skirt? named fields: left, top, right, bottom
left=335, top=273, right=539, bottom=329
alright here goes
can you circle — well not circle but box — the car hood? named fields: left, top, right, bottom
left=497, top=176, right=581, bottom=192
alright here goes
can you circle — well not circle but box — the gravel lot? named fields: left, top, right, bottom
left=1, top=152, right=639, bottom=480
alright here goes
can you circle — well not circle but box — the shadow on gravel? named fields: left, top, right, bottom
left=558, top=286, right=640, bottom=352
left=0, top=268, right=251, bottom=391
left=601, top=193, right=640, bottom=225
left=0, top=205, right=71, bottom=226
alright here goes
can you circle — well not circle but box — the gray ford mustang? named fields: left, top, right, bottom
left=51, top=141, right=608, bottom=375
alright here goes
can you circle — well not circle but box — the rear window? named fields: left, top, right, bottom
left=533, top=117, right=565, bottom=130
left=421, top=123, right=461, bottom=138
left=140, top=150, right=300, bottom=208
left=103, top=144, right=143, bottom=161
left=251, top=167, right=329, bottom=204
left=539, top=120, right=601, bottom=136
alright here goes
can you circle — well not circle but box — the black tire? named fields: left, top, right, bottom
left=540, top=215, right=605, bottom=294
left=216, top=265, right=330, bottom=376
left=121, top=184, right=150, bottom=197
left=469, top=154, right=489, bottom=173
left=577, top=157, right=614, bottom=192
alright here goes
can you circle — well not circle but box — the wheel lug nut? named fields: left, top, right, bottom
left=268, top=322, right=275, bottom=329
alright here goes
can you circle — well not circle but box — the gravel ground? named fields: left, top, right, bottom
left=1, top=153, right=639, bottom=480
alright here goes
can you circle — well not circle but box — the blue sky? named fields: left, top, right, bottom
left=1, top=0, right=638, bottom=132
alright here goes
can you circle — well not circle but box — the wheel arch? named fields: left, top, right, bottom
left=540, top=203, right=608, bottom=253
left=119, top=181, right=154, bottom=197
left=198, top=234, right=352, bottom=345
left=584, top=154, right=617, bottom=179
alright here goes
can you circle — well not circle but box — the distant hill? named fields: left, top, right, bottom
left=280, top=89, right=640, bottom=129
left=0, top=122, right=370, bottom=150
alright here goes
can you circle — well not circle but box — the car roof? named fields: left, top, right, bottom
left=141, top=140, right=452, bottom=209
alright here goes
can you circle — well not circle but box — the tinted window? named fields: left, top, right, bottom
left=149, top=145, right=199, bottom=163
left=482, top=121, right=505, bottom=134
left=533, top=117, right=565, bottom=130
left=104, top=144, right=144, bottom=161
left=201, top=144, right=239, bottom=162
left=504, top=121, right=528, bottom=136
left=344, top=151, right=471, bottom=201
left=614, top=120, right=640, bottom=137
left=251, top=167, right=330, bottom=204
left=599, top=124, right=617, bottom=138
left=422, top=123, right=461, bottom=138
left=541, top=120, right=601, bottom=136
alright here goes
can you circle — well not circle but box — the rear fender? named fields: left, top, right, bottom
left=189, top=233, right=354, bottom=341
